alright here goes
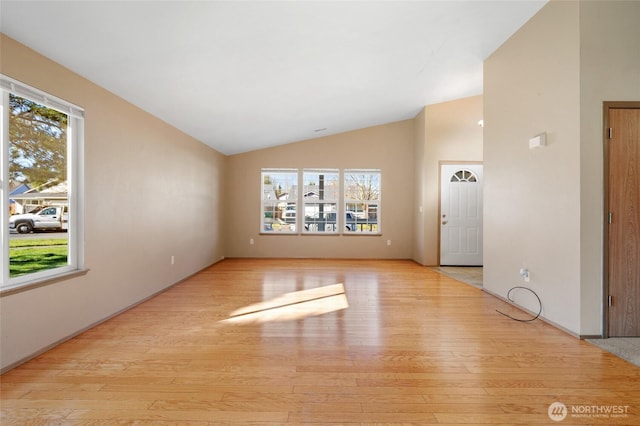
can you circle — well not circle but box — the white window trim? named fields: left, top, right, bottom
left=1, top=75, right=86, bottom=294
left=344, top=169, right=382, bottom=235
left=302, top=168, right=340, bottom=234
left=261, top=168, right=382, bottom=236
left=261, top=168, right=299, bottom=234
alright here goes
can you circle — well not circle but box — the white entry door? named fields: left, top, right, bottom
left=440, top=164, right=483, bottom=266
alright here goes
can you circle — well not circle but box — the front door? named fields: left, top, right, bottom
left=440, top=164, right=483, bottom=266
left=607, top=106, right=640, bottom=337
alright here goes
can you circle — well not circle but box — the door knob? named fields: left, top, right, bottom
left=442, top=220, right=448, bottom=225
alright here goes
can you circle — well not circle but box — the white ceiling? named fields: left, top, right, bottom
left=0, top=0, right=547, bottom=155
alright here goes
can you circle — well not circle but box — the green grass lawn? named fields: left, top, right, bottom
left=9, top=237, right=68, bottom=277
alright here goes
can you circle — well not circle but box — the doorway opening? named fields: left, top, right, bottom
left=439, top=163, right=483, bottom=266
left=437, top=162, right=483, bottom=289
left=603, top=102, right=640, bottom=337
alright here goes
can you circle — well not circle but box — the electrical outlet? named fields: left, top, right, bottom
left=387, top=240, right=391, bottom=246
left=519, top=268, right=530, bottom=282
left=250, top=238, right=254, bottom=245
left=171, top=255, right=175, bottom=265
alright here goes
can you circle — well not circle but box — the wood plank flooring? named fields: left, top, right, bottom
left=1, top=258, right=639, bottom=425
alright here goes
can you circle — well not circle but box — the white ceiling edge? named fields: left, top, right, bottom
left=0, top=1, right=548, bottom=155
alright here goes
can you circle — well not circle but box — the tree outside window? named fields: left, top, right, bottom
left=1, top=76, right=84, bottom=291
left=344, top=170, right=381, bottom=233
left=261, top=170, right=298, bottom=233
left=7, top=95, right=69, bottom=278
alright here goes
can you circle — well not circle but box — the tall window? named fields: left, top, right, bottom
left=344, top=170, right=381, bottom=233
left=261, top=169, right=298, bottom=233
left=1, top=75, right=84, bottom=292
left=302, top=169, right=339, bottom=233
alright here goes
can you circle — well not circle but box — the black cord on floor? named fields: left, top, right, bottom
left=496, top=286, right=542, bottom=322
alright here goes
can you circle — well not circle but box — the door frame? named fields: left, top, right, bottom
left=602, top=101, right=640, bottom=338
left=437, top=160, right=483, bottom=266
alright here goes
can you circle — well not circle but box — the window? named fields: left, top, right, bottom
left=1, top=75, right=84, bottom=292
left=261, top=169, right=298, bottom=233
left=451, top=169, right=477, bottom=183
left=302, top=169, right=339, bottom=233
left=261, top=168, right=381, bottom=235
left=344, top=170, right=381, bottom=233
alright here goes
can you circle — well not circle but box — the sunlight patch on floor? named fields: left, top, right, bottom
left=220, top=283, right=348, bottom=324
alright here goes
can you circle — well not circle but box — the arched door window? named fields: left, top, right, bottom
left=450, top=169, right=477, bottom=183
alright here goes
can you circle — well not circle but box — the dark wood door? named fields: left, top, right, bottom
left=608, top=108, right=640, bottom=337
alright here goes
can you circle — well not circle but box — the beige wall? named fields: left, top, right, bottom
left=0, top=35, right=226, bottom=371
left=413, top=96, right=483, bottom=266
left=484, top=0, right=582, bottom=333
left=225, top=121, right=415, bottom=259
left=484, top=0, right=640, bottom=336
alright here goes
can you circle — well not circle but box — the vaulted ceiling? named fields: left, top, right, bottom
left=0, top=1, right=547, bottom=155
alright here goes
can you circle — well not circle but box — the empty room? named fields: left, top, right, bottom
left=1, top=0, right=639, bottom=424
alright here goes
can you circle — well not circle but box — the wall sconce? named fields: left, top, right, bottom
left=529, top=132, right=547, bottom=149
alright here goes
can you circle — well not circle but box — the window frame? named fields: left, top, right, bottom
left=261, top=168, right=299, bottom=234
left=302, top=169, right=340, bottom=234
left=260, top=168, right=382, bottom=236
left=343, top=169, right=381, bottom=234
left=1, top=75, right=85, bottom=294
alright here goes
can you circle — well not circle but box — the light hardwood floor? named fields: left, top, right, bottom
left=1, top=259, right=639, bottom=425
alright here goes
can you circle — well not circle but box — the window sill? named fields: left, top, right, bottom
left=259, top=232, right=382, bottom=236
left=0, top=268, right=90, bottom=297
left=260, top=232, right=299, bottom=236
